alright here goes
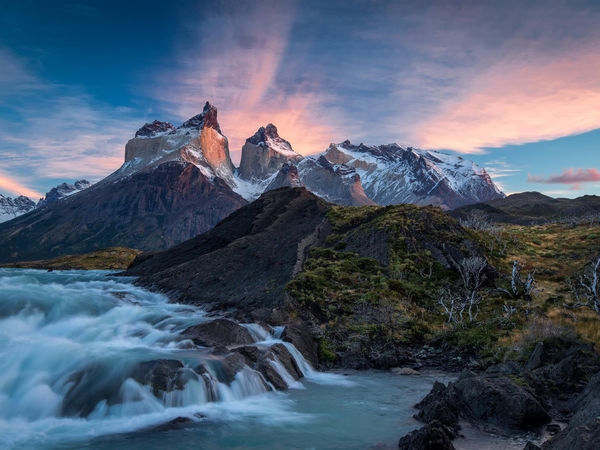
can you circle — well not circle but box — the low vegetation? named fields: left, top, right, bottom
left=287, top=205, right=600, bottom=367
left=1, top=247, right=142, bottom=270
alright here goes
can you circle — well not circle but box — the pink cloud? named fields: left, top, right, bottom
left=0, top=174, right=43, bottom=198
left=152, top=1, right=347, bottom=161
left=413, top=50, right=600, bottom=153
left=527, top=168, right=600, bottom=185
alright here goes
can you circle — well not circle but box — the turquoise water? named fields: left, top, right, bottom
left=0, top=269, right=537, bottom=450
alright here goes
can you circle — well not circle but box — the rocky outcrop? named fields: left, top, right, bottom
left=122, top=101, right=236, bottom=186
left=0, top=161, right=247, bottom=262
left=281, top=322, right=319, bottom=366
left=398, top=421, right=456, bottom=450
left=297, top=155, right=376, bottom=206
left=402, top=339, right=600, bottom=449
left=265, top=163, right=304, bottom=191
left=453, top=370, right=550, bottom=430
left=543, top=372, right=600, bottom=450
left=182, top=319, right=255, bottom=348
left=238, top=124, right=303, bottom=182
left=124, top=187, right=332, bottom=321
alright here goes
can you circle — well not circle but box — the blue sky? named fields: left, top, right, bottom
left=0, top=0, right=599, bottom=199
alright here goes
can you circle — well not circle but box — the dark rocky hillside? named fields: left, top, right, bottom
left=0, top=161, right=246, bottom=262
left=125, top=187, right=332, bottom=321
left=451, top=191, right=600, bottom=224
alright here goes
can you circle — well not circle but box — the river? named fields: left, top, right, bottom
left=0, top=269, right=539, bottom=449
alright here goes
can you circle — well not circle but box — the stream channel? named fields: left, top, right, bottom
left=0, top=269, right=541, bottom=449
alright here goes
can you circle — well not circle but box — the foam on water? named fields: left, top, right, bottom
left=0, top=269, right=352, bottom=449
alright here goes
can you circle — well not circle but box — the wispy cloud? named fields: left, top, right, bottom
left=152, top=0, right=347, bottom=161
left=0, top=47, right=141, bottom=197
left=528, top=168, right=600, bottom=185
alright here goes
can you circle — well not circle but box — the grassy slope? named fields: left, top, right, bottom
left=287, top=204, right=600, bottom=366
left=1, top=247, right=142, bottom=270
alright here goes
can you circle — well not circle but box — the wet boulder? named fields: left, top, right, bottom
left=544, top=371, right=600, bottom=450
left=257, top=343, right=303, bottom=390
left=233, top=345, right=262, bottom=365
left=398, top=421, right=456, bottom=450
left=414, top=381, right=461, bottom=437
left=281, top=322, right=319, bottom=366
left=132, top=359, right=186, bottom=397
left=453, top=370, right=550, bottom=430
left=182, top=318, right=255, bottom=347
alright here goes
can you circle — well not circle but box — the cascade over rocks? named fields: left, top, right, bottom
left=132, top=360, right=186, bottom=395
left=281, top=322, right=319, bottom=366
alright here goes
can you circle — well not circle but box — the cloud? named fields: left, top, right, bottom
left=152, top=0, right=347, bottom=161
left=527, top=168, right=600, bottom=185
left=0, top=173, right=43, bottom=198
left=0, top=47, right=142, bottom=196
left=414, top=52, right=600, bottom=152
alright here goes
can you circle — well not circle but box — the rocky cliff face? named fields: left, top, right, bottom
left=296, top=156, right=376, bottom=206
left=265, top=163, right=304, bottom=191
left=234, top=127, right=503, bottom=210
left=237, top=124, right=303, bottom=182
left=121, top=101, right=236, bottom=186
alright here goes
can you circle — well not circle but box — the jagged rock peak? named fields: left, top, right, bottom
left=180, top=101, right=221, bottom=133
left=247, top=123, right=284, bottom=146
left=135, top=120, right=176, bottom=138
left=317, top=155, right=356, bottom=176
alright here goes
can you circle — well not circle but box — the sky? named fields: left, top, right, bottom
left=0, top=0, right=599, bottom=199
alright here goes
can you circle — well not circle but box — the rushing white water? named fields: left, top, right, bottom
left=0, top=269, right=539, bottom=450
left=0, top=269, right=355, bottom=449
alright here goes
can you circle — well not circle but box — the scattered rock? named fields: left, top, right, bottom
left=398, top=421, right=456, bottom=450
left=453, top=369, right=551, bottom=430
left=522, top=442, right=541, bottom=450
left=182, top=319, right=255, bottom=348
left=152, top=416, right=192, bottom=432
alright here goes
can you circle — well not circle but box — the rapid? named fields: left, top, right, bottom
left=0, top=269, right=537, bottom=449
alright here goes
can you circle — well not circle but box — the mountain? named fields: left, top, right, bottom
left=295, top=155, right=376, bottom=206
left=297, top=141, right=504, bottom=210
left=0, top=103, right=246, bottom=263
left=0, top=194, right=37, bottom=223
left=233, top=127, right=504, bottom=209
left=0, top=179, right=90, bottom=223
left=450, top=191, right=600, bottom=224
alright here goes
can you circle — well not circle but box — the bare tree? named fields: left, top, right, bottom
left=438, top=257, right=488, bottom=324
left=579, top=256, right=600, bottom=314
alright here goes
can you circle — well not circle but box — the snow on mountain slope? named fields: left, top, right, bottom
left=0, top=180, right=91, bottom=223
left=110, top=102, right=236, bottom=186
left=237, top=124, right=303, bottom=187
left=297, top=141, right=504, bottom=210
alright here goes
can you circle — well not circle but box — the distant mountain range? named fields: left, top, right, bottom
left=0, top=180, right=91, bottom=223
left=0, top=101, right=504, bottom=262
